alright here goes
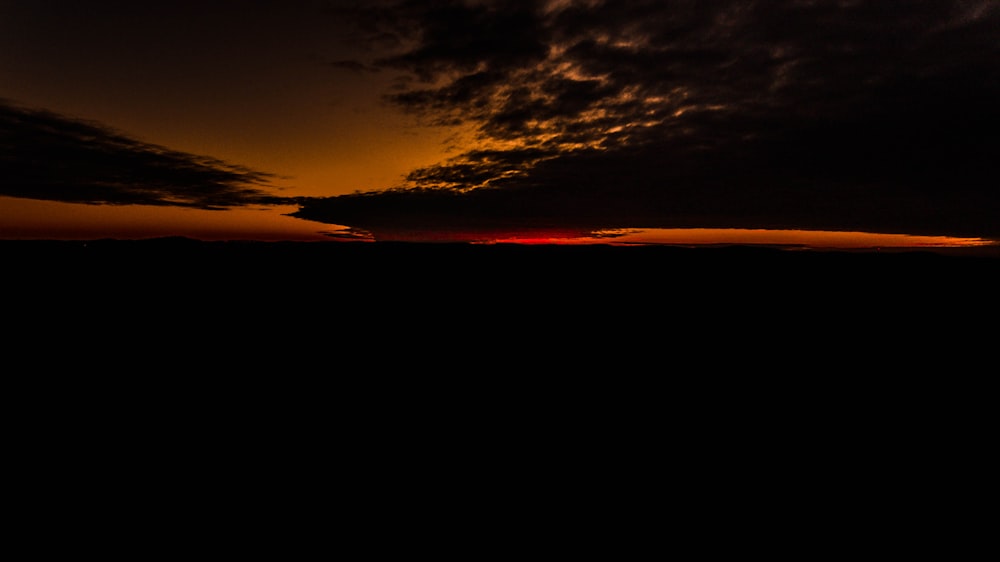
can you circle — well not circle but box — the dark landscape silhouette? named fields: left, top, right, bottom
left=6, top=237, right=997, bottom=318
left=3, top=4, right=996, bottom=538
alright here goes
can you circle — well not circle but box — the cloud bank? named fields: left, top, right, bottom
left=0, top=100, right=284, bottom=209
left=294, top=0, right=1000, bottom=240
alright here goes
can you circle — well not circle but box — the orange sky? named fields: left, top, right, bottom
left=0, top=2, right=488, bottom=242
left=0, top=197, right=334, bottom=241
left=1, top=2, right=998, bottom=251
left=0, top=3, right=462, bottom=197
left=5, top=195, right=995, bottom=255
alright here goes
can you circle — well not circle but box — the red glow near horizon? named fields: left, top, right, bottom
left=2, top=197, right=996, bottom=251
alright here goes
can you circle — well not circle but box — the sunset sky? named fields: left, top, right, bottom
left=2, top=0, right=998, bottom=248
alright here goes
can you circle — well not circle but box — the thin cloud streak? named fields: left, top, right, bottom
left=293, top=0, right=1000, bottom=240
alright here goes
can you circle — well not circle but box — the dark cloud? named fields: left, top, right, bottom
left=0, top=100, right=287, bottom=209
left=294, top=0, right=1000, bottom=239
left=376, top=0, right=549, bottom=78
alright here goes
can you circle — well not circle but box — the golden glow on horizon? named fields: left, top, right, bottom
left=3, top=196, right=997, bottom=250
left=0, top=197, right=333, bottom=241
left=490, top=227, right=998, bottom=249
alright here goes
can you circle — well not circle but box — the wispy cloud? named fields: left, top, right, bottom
left=0, top=99, right=287, bottom=209
left=293, top=0, right=1000, bottom=240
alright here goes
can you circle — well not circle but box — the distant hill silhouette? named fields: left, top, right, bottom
left=3, top=237, right=996, bottom=383
left=4, top=237, right=997, bottom=302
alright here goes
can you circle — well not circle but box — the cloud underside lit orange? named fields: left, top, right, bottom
left=300, top=1, right=1000, bottom=246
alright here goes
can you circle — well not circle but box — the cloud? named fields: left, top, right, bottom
left=0, top=100, right=287, bottom=209
left=293, top=0, right=1000, bottom=240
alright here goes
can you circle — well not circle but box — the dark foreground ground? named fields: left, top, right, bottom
left=5, top=236, right=997, bottom=297
left=4, top=236, right=997, bottom=288
left=5, top=237, right=997, bottom=340
left=6, top=237, right=996, bottom=401
left=5, top=237, right=994, bottom=529
left=0, top=236, right=993, bottom=285
left=5, top=237, right=995, bottom=401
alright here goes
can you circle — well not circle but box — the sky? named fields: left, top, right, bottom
left=1, top=0, right=998, bottom=248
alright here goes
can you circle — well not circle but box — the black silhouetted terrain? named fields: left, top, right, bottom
left=4, top=238, right=995, bottom=448
left=5, top=238, right=996, bottom=329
